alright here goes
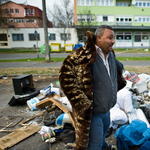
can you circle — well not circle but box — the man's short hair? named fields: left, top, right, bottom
left=95, top=25, right=113, bottom=38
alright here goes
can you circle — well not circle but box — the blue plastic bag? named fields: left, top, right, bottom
left=115, top=119, right=150, bottom=149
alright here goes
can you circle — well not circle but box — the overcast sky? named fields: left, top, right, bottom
left=11, top=0, right=74, bottom=10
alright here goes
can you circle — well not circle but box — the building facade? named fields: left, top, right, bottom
left=1, top=1, right=53, bottom=28
left=0, top=2, right=78, bottom=49
left=74, top=0, right=150, bottom=48
left=0, top=28, right=78, bottom=49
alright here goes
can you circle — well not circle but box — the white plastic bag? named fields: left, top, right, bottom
left=117, top=88, right=133, bottom=113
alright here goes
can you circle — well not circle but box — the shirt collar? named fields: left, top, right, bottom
left=95, top=45, right=109, bottom=60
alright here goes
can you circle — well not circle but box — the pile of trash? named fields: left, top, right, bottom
left=110, top=71, right=150, bottom=149
left=1, top=72, right=150, bottom=150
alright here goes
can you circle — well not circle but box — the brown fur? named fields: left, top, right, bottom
left=59, top=31, right=96, bottom=150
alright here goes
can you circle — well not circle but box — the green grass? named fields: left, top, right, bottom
left=114, top=48, right=150, bottom=53
left=0, top=48, right=66, bottom=53
left=0, top=57, right=66, bottom=62
left=116, top=57, right=150, bottom=61
left=0, top=56, right=149, bottom=62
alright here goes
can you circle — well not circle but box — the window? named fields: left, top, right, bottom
left=14, top=19, right=24, bottom=23
left=139, top=2, right=142, bottom=6
left=135, top=2, right=138, bottom=6
left=135, top=16, right=150, bottom=22
left=97, top=0, right=100, bottom=5
left=106, top=0, right=109, bottom=6
left=7, top=19, right=13, bottom=23
left=135, top=35, right=141, bottom=42
left=129, top=18, right=132, bottom=22
left=116, top=35, right=123, bottom=40
left=77, top=14, right=94, bottom=22
left=25, top=9, right=29, bottom=14
left=12, top=34, right=24, bottom=41
left=101, top=0, right=104, bottom=6
left=119, top=3, right=122, bottom=6
left=116, top=32, right=131, bottom=40
left=4, top=9, right=8, bottom=13
left=134, top=32, right=149, bottom=42
left=29, top=34, right=40, bottom=41
left=116, top=1, right=130, bottom=7
left=26, top=19, right=36, bottom=23
left=86, top=0, right=89, bottom=5
left=0, top=34, right=7, bottom=41
left=77, top=0, right=94, bottom=6
left=143, top=2, right=146, bottom=7
left=120, top=18, right=124, bottom=22
left=49, top=34, right=56, bottom=40
left=97, top=0, right=114, bottom=6
left=10, top=9, right=13, bottom=13
left=110, top=0, right=113, bottom=6
left=147, top=3, right=150, bottom=7
left=15, top=9, right=19, bottom=13
left=31, top=9, right=34, bottom=14
left=60, top=33, right=71, bottom=40
left=103, top=16, right=108, bottom=21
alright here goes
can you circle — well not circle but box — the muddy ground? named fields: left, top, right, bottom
left=0, top=75, right=139, bottom=150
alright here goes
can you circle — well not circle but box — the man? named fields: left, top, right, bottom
left=59, top=25, right=124, bottom=150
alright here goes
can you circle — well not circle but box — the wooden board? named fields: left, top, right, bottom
left=47, top=97, right=75, bottom=128
left=0, top=124, right=41, bottom=150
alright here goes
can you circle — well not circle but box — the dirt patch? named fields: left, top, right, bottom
left=0, top=66, right=150, bottom=76
left=125, top=66, right=150, bottom=74
left=0, top=67, right=60, bottom=76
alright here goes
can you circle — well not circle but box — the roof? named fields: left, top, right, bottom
left=1, top=1, right=42, bottom=11
left=74, top=25, right=150, bottom=30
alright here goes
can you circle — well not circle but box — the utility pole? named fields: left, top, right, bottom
left=42, top=0, right=50, bottom=62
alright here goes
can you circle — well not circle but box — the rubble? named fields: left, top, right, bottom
left=0, top=72, right=150, bottom=150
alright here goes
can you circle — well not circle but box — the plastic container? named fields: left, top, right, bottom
left=50, top=43, right=61, bottom=52
left=51, top=87, right=60, bottom=95
left=27, top=97, right=40, bottom=111
left=40, top=44, right=51, bottom=54
left=40, top=85, right=51, bottom=96
left=136, top=81, right=147, bottom=94
left=64, top=44, right=74, bottom=52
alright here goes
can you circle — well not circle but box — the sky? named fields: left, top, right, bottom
left=11, top=0, right=74, bottom=11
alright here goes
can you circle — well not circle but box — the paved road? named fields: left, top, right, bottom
left=0, top=53, right=150, bottom=68
left=0, top=61, right=150, bottom=68
left=0, top=53, right=150, bottom=60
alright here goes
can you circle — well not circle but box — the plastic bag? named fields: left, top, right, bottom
left=125, top=72, right=140, bottom=84
left=115, top=119, right=150, bottom=147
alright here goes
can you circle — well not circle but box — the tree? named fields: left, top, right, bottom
left=48, top=0, right=74, bottom=47
left=0, top=0, right=12, bottom=27
left=77, top=9, right=96, bottom=44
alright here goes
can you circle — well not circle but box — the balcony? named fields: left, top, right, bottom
left=116, top=22, right=132, bottom=26
left=100, top=22, right=114, bottom=26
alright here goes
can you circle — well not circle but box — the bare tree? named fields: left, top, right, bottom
left=0, top=0, right=13, bottom=27
left=77, top=9, right=96, bottom=44
left=48, top=0, right=74, bottom=46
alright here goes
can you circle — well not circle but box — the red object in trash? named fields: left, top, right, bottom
left=126, top=72, right=140, bottom=84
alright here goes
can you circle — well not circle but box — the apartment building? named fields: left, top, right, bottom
left=74, top=0, right=150, bottom=48
left=1, top=1, right=53, bottom=28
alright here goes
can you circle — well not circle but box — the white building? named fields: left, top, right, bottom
left=0, top=28, right=78, bottom=49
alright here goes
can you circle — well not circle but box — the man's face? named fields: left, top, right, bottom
left=97, top=28, right=115, bottom=55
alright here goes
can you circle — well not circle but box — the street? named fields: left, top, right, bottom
left=0, top=53, right=150, bottom=60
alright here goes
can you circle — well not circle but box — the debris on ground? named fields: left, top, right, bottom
left=0, top=72, right=150, bottom=150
